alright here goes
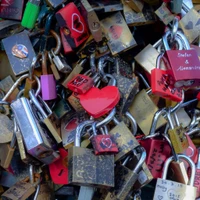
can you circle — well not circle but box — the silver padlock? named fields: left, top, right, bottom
left=11, top=97, right=60, bottom=164
left=51, top=50, right=72, bottom=73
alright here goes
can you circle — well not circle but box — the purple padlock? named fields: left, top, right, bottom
left=40, top=52, right=57, bottom=100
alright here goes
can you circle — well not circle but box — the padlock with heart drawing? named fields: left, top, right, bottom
left=56, top=2, right=89, bottom=49
left=90, top=122, right=118, bottom=155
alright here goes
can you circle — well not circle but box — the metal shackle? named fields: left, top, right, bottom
left=162, top=154, right=196, bottom=186
left=133, top=146, right=146, bottom=174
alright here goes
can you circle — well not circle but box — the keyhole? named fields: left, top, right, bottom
left=58, top=169, right=64, bottom=176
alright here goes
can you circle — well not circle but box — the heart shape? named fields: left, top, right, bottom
left=158, top=195, right=163, bottom=200
left=72, top=13, right=84, bottom=34
left=49, top=148, right=68, bottom=184
left=79, top=86, right=120, bottom=118
left=101, top=138, right=112, bottom=149
left=185, top=21, right=193, bottom=30
left=195, top=18, right=200, bottom=26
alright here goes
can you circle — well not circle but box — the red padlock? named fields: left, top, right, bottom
left=163, top=30, right=200, bottom=88
left=67, top=74, right=94, bottom=94
left=60, top=27, right=73, bottom=54
left=194, top=148, right=200, bottom=198
left=151, top=53, right=182, bottom=102
left=56, top=2, right=89, bottom=49
left=90, top=122, right=118, bottom=155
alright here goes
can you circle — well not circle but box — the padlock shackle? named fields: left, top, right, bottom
left=187, top=127, right=200, bottom=136
left=176, top=31, right=191, bottom=50
left=166, top=109, right=175, bottom=129
left=156, top=53, right=164, bottom=69
left=170, top=17, right=179, bottom=43
left=29, top=55, right=40, bottom=81
left=125, top=111, right=138, bottom=136
left=92, top=122, right=98, bottom=136
left=75, top=120, right=94, bottom=147
left=104, top=74, right=116, bottom=86
left=2, top=74, right=41, bottom=101
left=162, top=154, right=196, bottom=186
left=133, top=146, right=146, bottom=174
left=135, top=71, right=150, bottom=88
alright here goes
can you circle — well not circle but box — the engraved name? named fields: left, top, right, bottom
left=177, top=66, right=200, bottom=71
left=177, top=53, right=192, bottom=58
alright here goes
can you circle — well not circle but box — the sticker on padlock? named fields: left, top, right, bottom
left=56, top=2, right=89, bottom=49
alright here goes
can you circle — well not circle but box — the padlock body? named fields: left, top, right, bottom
left=91, top=135, right=118, bottom=155
left=164, top=49, right=200, bottom=87
left=109, top=122, right=139, bottom=162
left=11, top=98, right=60, bottom=164
left=68, top=146, right=114, bottom=187
left=145, top=139, right=171, bottom=178
left=151, top=68, right=182, bottom=102
left=41, top=74, right=57, bottom=100
left=67, top=74, right=94, bottom=94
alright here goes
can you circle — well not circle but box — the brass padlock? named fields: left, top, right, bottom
left=100, top=146, right=146, bottom=200
left=2, top=165, right=40, bottom=200
left=68, top=120, right=114, bottom=188
left=153, top=154, right=197, bottom=200
left=129, top=89, right=166, bottom=135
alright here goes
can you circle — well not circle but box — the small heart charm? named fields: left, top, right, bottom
left=72, top=13, right=84, bottom=33
left=158, top=195, right=163, bottom=200
left=79, top=86, right=120, bottom=118
left=101, top=138, right=112, bottom=149
left=185, top=21, right=193, bottom=30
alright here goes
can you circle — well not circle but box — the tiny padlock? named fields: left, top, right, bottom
left=40, top=51, right=57, bottom=101
left=90, top=122, right=118, bottom=155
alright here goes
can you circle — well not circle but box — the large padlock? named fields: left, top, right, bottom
left=68, top=120, right=115, bottom=187
left=163, top=30, right=200, bottom=88
left=100, top=146, right=146, bottom=200
left=40, top=51, right=57, bottom=101
left=153, top=154, right=197, bottom=200
left=151, top=53, right=183, bottom=102
left=90, top=122, right=118, bottom=155
left=11, top=97, right=60, bottom=164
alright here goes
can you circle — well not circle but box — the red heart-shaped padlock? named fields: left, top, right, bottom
left=49, top=148, right=68, bottom=184
left=79, top=86, right=120, bottom=118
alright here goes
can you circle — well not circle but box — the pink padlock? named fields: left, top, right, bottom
left=40, top=52, right=57, bottom=100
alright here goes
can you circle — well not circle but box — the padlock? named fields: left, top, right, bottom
left=163, top=30, right=200, bottom=88
left=153, top=154, right=197, bottom=200
left=29, top=90, right=62, bottom=144
left=2, top=165, right=40, bottom=200
left=36, top=183, right=55, bottom=200
left=68, top=120, right=115, bottom=187
left=109, top=117, right=140, bottom=162
left=80, top=0, right=103, bottom=42
left=125, top=148, right=153, bottom=190
left=101, top=11, right=137, bottom=55
left=194, top=148, right=200, bottom=198
left=129, top=89, right=166, bottom=135
left=0, top=131, right=15, bottom=169
left=67, top=74, right=94, bottom=94
left=47, top=51, right=61, bottom=81
left=124, top=0, right=144, bottom=13
left=68, top=92, right=84, bottom=112
left=21, top=0, right=41, bottom=29
left=2, top=31, right=37, bottom=76
left=90, top=122, right=118, bottom=155
left=167, top=108, right=189, bottom=154
left=151, top=53, right=183, bottom=102
left=155, top=2, right=174, bottom=25
left=123, top=1, right=156, bottom=26
left=56, top=2, right=89, bottom=49
left=0, top=113, right=13, bottom=144
left=62, top=58, right=86, bottom=87
left=179, top=2, right=200, bottom=43
left=51, top=49, right=72, bottom=74
left=24, top=55, right=40, bottom=98
left=61, top=111, right=90, bottom=149
left=40, top=51, right=57, bottom=101
left=11, top=97, right=60, bottom=164
left=101, top=146, right=146, bottom=200
left=46, top=0, right=66, bottom=8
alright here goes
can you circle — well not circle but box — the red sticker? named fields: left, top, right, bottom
left=49, top=148, right=68, bottom=185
